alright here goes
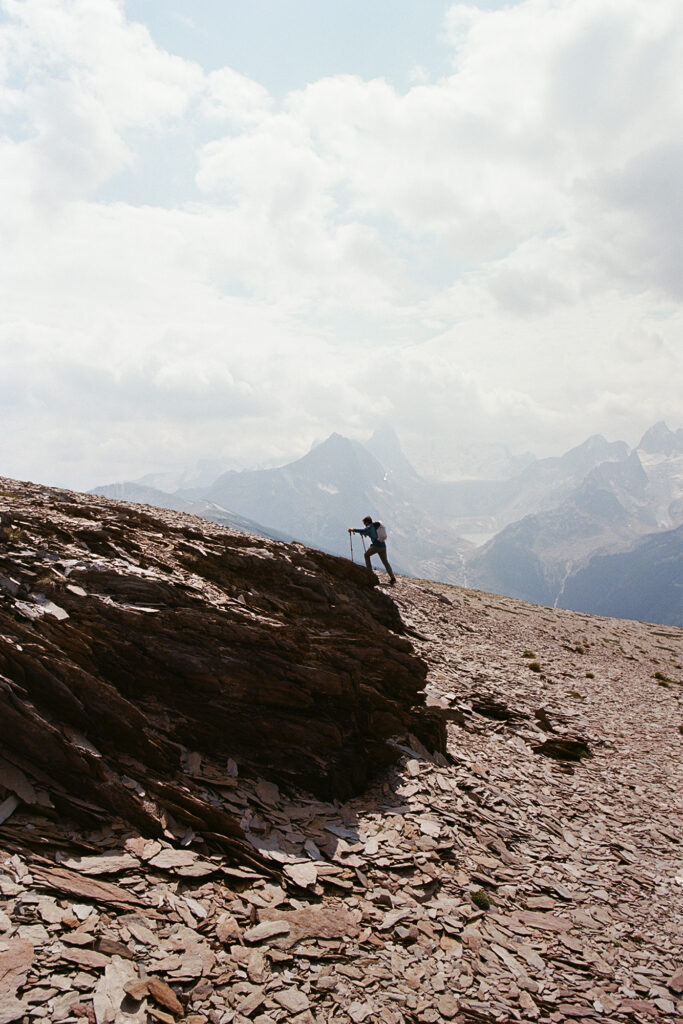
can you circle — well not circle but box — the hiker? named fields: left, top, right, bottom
left=348, top=516, right=396, bottom=585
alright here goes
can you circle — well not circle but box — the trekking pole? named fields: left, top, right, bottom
left=349, top=531, right=354, bottom=563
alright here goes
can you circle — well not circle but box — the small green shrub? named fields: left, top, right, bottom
left=528, top=662, right=542, bottom=673
left=585, top=672, right=595, bottom=679
left=471, top=889, right=491, bottom=911
left=522, top=650, right=536, bottom=659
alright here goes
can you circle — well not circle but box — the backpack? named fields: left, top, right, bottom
left=374, top=521, right=387, bottom=542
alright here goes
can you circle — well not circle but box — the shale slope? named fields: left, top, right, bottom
left=0, top=478, right=682, bottom=1024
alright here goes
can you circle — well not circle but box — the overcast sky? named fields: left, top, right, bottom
left=1, top=0, right=681, bottom=488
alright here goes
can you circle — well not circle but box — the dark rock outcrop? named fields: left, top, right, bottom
left=0, top=477, right=443, bottom=860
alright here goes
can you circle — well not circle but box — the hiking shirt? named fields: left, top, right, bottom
left=354, top=523, right=385, bottom=548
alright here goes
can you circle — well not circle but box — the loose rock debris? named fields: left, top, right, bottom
left=1, top=484, right=682, bottom=1023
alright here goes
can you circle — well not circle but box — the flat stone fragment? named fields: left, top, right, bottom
left=244, top=920, right=291, bottom=943
left=58, top=853, right=139, bottom=876
left=273, top=989, right=309, bottom=1013
left=36, top=899, right=66, bottom=925
left=258, top=903, right=361, bottom=941
left=283, top=861, right=318, bottom=887
left=515, top=911, right=573, bottom=932
left=58, top=946, right=111, bottom=970
left=347, top=1002, right=374, bottom=1023
left=436, top=994, right=460, bottom=1019
left=0, top=937, right=34, bottom=997
left=125, top=838, right=162, bottom=860
left=168, top=951, right=214, bottom=980
left=668, top=968, right=683, bottom=994
left=123, top=981, right=150, bottom=1002
left=146, top=849, right=198, bottom=870
left=30, top=865, right=140, bottom=908
left=592, top=991, right=619, bottom=1013
left=215, top=913, right=242, bottom=943
left=0, top=993, right=29, bottom=1024
left=0, top=942, right=34, bottom=1024
left=237, top=987, right=266, bottom=1017
left=147, top=978, right=184, bottom=1017
left=93, top=956, right=146, bottom=1024
left=51, top=991, right=89, bottom=1022
left=125, top=919, right=158, bottom=945
left=527, top=896, right=556, bottom=910
left=0, top=760, right=38, bottom=803
left=255, top=780, right=280, bottom=804
left=380, top=908, right=413, bottom=930
left=519, top=991, right=539, bottom=1017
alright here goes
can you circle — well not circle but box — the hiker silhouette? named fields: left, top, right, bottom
left=348, top=516, right=396, bottom=585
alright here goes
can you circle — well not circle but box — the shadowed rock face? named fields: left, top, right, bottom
left=0, top=478, right=443, bottom=857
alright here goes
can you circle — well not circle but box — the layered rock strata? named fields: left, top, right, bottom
left=0, top=477, right=443, bottom=860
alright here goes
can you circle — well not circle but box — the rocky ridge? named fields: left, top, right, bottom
left=0, top=479, right=682, bottom=1024
left=0, top=477, right=442, bottom=826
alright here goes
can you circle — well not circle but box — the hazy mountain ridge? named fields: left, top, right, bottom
left=93, top=421, right=683, bottom=625
left=177, top=432, right=473, bottom=580
left=468, top=427, right=683, bottom=621
left=558, top=523, right=683, bottom=625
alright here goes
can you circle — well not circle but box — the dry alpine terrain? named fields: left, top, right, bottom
left=0, top=478, right=681, bottom=1024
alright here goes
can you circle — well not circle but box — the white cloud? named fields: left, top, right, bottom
left=1, top=0, right=203, bottom=127
left=0, top=0, right=203, bottom=205
left=0, top=0, right=681, bottom=488
left=201, top=67, right=272, bottom=124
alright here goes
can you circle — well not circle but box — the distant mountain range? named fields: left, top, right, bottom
left=93, top=422, right=683, bottom=626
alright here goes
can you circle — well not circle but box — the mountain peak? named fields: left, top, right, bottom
left=561, top=433, right=629, bottom=471
left=365, top=425, right=420, bottom=481
left=637, top=421, right=683, bottom=456
left=584, top=433, right=608, bottom=447
left=306, top=431, right=373, bottom=463
left=367, top=424, right=401, bottom=449
left=321, top=431, right=355, bottom=447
